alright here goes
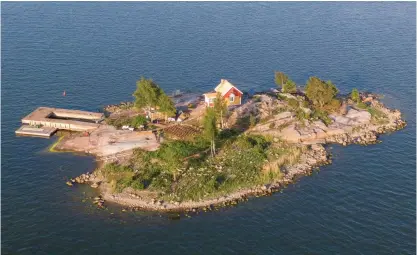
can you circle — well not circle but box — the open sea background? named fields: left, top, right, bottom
left=1, top=2, right=415, bottom=254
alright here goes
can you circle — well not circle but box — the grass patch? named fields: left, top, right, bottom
left=354, top=102, right=389, bottom=125
left=106, top=114, right=148, bottom=129
left=356, top=102, right=368, bottom=109
left=368, top=106, right=389, bottom=124
left=311, top=109, right=332, bottom=126
left=99, top=134, right=304, bottom=202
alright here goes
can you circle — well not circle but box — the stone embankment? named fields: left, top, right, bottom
left=247, top=95, right=406, bottom=146
left=65, top=92, right=406, bottom=213
left=66, top=172, right=102, bottom=188
left=68, top=143, right=329, bottom=212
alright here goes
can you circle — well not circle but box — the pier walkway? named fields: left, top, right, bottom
left=16, top=107, right=104, bottom=137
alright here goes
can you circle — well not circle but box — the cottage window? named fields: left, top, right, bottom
left=229, top=93, right=235, bottom=102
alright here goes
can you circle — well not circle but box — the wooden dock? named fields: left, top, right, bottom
left=16, top=107, right=105, bottom=137
left=15, top=126, right=58, bottom=138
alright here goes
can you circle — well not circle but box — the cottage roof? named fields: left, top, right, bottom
left=214, top=79, right=243, bottom=96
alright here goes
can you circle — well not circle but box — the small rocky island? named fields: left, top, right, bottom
left=53, top=72, right=406, bottom=212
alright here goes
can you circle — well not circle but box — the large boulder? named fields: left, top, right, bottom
left=345, top=109, right=371, bottom=124
left=278, top=124, right=301, bottom=142
left=330, top=115, right=351, bottom=125
left=312, top=120, right=328, bottom=131
left=325, top=128, right=345, bottom=137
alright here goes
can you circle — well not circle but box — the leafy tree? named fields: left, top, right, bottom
left=305, top=77, right=339, bottom=108
left=133, top=77, right=161, bottom=115
left=133, top=77, right=176, bottom=121
left=203, top=108, right=218, bottom=157
left=351, top=88, right=360, bottom=103
left=283, top=79, right=297, bottom=93
left=213, top=92, right=228, bottom=129
left=131, top=115, right=147, bottom=128
left=158, top=93, right=176, bottom=120
left=275, top=71, right=288, bottom=90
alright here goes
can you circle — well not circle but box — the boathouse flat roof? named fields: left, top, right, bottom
left=15, top=126, right=58, bottom=138
left=20, top=107, right=104, bottom=132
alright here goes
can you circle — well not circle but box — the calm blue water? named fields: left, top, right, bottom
left=2, top=2, right=415, bottom=254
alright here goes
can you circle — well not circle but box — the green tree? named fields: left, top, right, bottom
left=131, top=115, right=147, bottom=128
left=133, top=77, right=176, bottom=121
left=351, top=88, right=360, bottom=103
left=158, top=93, right=176, bottom=121
left=275, top=71, right=288, bottom=90
left=283, top=79, right=297, bottom=93
left=213, top=92, right=228, bottom=129
left=203, top=108, right=218, bottom=157
left=133, top=77, right=161, bottom=117
left=305, top=77, right=339, bottom=108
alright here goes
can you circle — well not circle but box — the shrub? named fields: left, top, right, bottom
left=368, top=106, right=388, bottom=124
left=351, top=88, right=360, bottom=103
left=312, top=110, right=332, bottom=126
left=106, top=115, right=133, bottom=128
left=287, top=98, right=299, bottom=109
left=102, top=163, right=133, bottom=176
left=283, top=79, right=297, bottom=93
left=357, top=102, right=368, bottom=109
left=131, top=115, right=147, bottom=128
left=218, top=128, right=240, bottom=140
left=305, top=77, right=338, bottom=108
left=323, top=98, right=341, bottom=113
left=269, top=122, right=276, bottom=129
left=277, top=94, right=286, bottom=101
left=296, top=109, right=310, bottom=121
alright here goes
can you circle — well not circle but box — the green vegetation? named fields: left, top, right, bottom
left=203, top=108, right=218, bottom=157
left=296, top=108, right=310, bottom=122
left=99, top=134, right=304, bottom=202
left=213, top=92, right=228, bottom=129
left=305, top=77, right=339, bottom=110
left=133, top=77, right=176, bottom=120
left=106, top=115, right=133, bottom=128
left=287, top=98, right=299, bottom=109
left=368, top=107, right=389, bottom=124
left=158, top=93, right=176, bottom=120
left=133, top=77, right=160, bottom=112
left=283, top=79, right=297, bottom=93
left=130, top=115, right=148, bottom=128
left=274, top=71, right=288, bottom=90
left=356, top=102, right=368, bottom=109
left=274, top=71, right=296, bottom=93
left=351, top=88, right=360, bottom=103
left=311, top=109, right=332, bottom=126
left=106, top=114, right=148, bottom=129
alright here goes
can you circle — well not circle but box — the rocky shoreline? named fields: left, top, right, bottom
left=68, top=143, right=330, bottom=212
left=64, top=93, right=406, bottom=213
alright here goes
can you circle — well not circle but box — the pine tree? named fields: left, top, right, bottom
left=275, top=71, right=289, bottom=90
left=305, top=77, right=338, bottom=108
